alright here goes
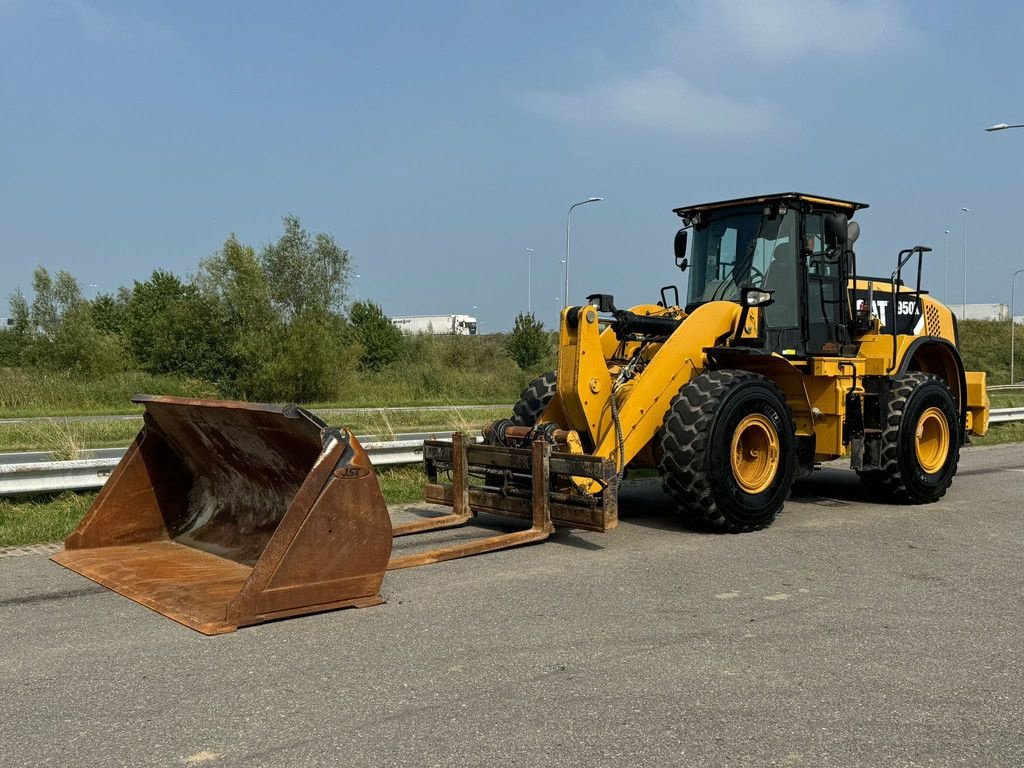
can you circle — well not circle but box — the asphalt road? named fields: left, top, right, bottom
left=1, top=444, right=1022, bottom=767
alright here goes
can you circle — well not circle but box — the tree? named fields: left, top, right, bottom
left=90, top=293, right=127, bottom=337
left=0, top=290, right=32, bottom=366
left=348, top=300, right=404, bottom=371
left=21, top=268, right=128, bottom=375
left=257, top=309, right=361, bottom=402
left=505, top=312, right=552, bottom=370
left=197, top=228, right=359, bottom=401
left=122, top=270, right=230, bottom=380
left=261, top=215, right=352, bottom=318
left=47, top=302, right=129, bottom=376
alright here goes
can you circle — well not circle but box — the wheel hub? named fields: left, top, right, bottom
left=730, top=414, right=780, bottom=494
left=915, top=406, right=949, bottom=474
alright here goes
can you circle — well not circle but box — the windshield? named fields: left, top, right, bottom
left=685, top=207, right=799, bottom=327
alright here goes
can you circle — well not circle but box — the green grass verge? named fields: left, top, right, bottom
left=0, top=419, right=145, bottom=456
left=988, top=392, right=1023, bottom=408
left=0, top=492, right=96, bottom=548
left=0, top=407, right=512, bottom=454
left=974, top=422, right=1024, bottom=446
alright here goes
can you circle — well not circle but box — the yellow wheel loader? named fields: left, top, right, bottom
left=423, top=192, right=990, bottom=533
left=53, top=192, right=991, bottom=633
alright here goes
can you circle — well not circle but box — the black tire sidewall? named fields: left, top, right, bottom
left=511, top=372, right=557, bottom=427
left=896, top=380, right=958, bottom=496
left=706, top=381, right=796, bottom=526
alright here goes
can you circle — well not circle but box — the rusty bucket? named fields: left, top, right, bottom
left=51, top=395, right=393, bottom=635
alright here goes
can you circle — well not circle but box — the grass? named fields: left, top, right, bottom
left=0, top=492, right=96, bottom=548
left=0, top=368, right=219, bottom=418
left=974, top=422, right=1024, bottom=446
left=0, top=419, right=144, bottom=455
left=0, top=465, right=435, bottom=549
left=958, top=319, right=1024, bottom=386
left=988, top=392, right=1023, bottom=408
left=0, top=335, right=549, bottom=418
left=0, top=321, right=1016, bottom=418
left=0, top=406, right=512, bottom=454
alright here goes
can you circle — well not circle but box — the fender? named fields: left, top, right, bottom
left=897, top=336, right=968, bottom=429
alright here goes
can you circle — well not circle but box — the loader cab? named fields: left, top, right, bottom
left=674, top=193, right=868, bottom=359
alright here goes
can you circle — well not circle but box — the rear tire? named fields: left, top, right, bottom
left=512, top=372, right=557, bottom=427
left=659, top=370, right=797, bottom=533
left=858, top=373, right=959, bottom=503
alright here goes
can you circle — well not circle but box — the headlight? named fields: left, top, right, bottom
left=743, top=288, right=775, bottom=307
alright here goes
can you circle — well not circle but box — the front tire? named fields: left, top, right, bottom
left=858, top=373, right=959, bottom=503
left=511, top=372, right=557, bottom=427
left=659, top=370, right=797, bottom=533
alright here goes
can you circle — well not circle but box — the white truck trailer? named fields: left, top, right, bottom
left=390, top=314, right=478, bottom=335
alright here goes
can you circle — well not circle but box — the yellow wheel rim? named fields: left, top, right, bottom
left=730, top=414, right=780, bottom=494
left=915, top=406, right=949, bottom=474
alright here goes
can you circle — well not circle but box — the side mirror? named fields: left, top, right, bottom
left=823, top=213, right=849, bottom=250
left=674, top=229, right=689, bottom=272
left=586, top=293, right=618, bottom=313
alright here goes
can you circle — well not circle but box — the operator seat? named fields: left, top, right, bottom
left=764, top=243, right=797, bottom=310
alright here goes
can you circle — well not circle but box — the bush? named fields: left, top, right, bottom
left=349, top=300, right=405, bottom=371
left=44, top=303, right=130, bottom=376
left=123, top=270, right=231, bottom=381
left=256, top=311, right=361, bottom=402
left=505, top=312, right=552, bottom=370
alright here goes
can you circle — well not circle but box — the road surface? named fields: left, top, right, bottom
left=1, top=444, right=1022, bottom=767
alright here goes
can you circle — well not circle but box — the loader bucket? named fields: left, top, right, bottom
left=51, top=395, right=393, bottom=635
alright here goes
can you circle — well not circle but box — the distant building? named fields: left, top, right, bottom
left=0, top=317, right=13, bottom=331
left=954, top=303, right=1010, bottom=321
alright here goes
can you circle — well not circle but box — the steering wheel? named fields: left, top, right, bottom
left=748, top=265, right=766, bottom=286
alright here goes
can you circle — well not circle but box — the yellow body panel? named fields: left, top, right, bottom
left=545, top=276, right=989, bottom=475
left=965, top=371, right=989, bottom=436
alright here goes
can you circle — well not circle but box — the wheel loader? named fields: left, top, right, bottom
left=52, top=192, right=990, bottom=634
left=422, top=192, right=990, bottom=533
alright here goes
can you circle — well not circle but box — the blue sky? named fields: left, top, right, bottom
left=1, top=0, right=1021, bottom=331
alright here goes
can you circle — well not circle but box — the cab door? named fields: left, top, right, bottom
left=802, top=213, right=846, bottom=355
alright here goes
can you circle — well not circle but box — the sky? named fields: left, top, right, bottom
left=1, top=0, right=1022, bottom=331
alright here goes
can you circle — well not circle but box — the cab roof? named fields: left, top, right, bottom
left=673, top=193, right=868, bottom=219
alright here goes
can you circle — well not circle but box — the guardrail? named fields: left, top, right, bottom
left=2, top=409, right=1022, bottom=497
left=989, top=406, right=1024, bottom=424
left=0, top=433, right=470, bottom=497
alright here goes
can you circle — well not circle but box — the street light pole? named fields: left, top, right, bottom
left=943, top=230, right=950, bottom=303
left=564, top=197, right=602, bottom=306
left=528, top=249, right=535, bottom=314
left=560, top=259, right=566, bottom=307
left=986, top=123, right=1024, bottom=132
left=961, top=208, right=969, bottom=320
left=1012, top=269, right=1024, bottom=385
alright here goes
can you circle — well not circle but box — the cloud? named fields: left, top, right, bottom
left=520, top=67, right=786, bottom=139
left=665, top=0, right=911, bottom=63
left=517, top=1, right=912, bottom=139
left=53, top=0, right=177, bottom=47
